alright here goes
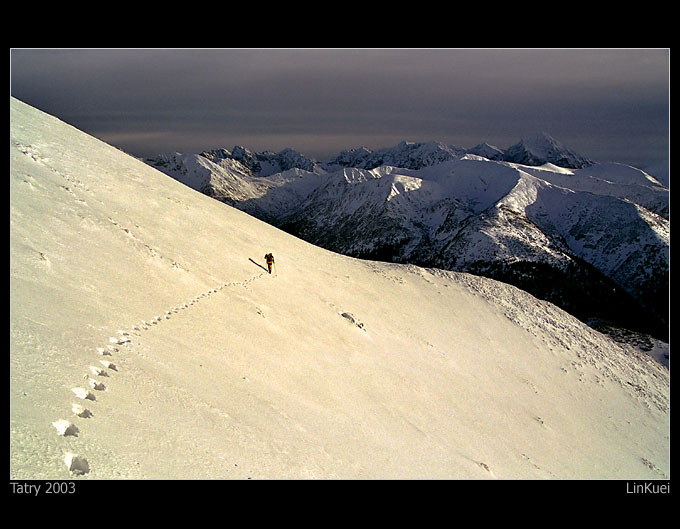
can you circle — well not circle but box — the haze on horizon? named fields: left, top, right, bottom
left=10, top=48, right=670, bottom=171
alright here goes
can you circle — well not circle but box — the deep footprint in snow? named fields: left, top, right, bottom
left=90, top=366, right=109, bottom=377
left=64, top=452, right=90, bottom=475
left=339, top=311, right=366, bottom=331
left=99, top=359, right=117, bottom=371
left=88, top=378, right=106, bottom=391
left=72, top=387, right=96, bottom=401
left=478, top=462, right=496, bottom=477
left=109, top=335, right=130, bottom=345
left=52, top=419, right=79, bottom=437
left=72, top=403, right=93, bottom=418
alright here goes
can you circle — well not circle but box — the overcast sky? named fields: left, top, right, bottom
left=10, top=48, right=669, bottom=169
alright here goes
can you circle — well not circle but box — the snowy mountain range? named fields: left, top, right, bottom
left=146, top=134, right=669, bottom=343
left=326, top=133, right=595, bottom=170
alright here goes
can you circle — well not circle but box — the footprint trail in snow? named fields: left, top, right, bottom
left=56, top=271, right=266, bottom=476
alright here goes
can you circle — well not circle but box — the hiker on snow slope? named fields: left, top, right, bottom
left=264, top=253, right=275, bottom=274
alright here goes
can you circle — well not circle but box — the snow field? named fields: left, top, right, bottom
left=10, top=97, right=669, bottom=479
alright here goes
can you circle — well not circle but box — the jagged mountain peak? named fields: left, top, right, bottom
left=198, top=145, right=317, bottom=177
left=328, top=140, right=466, bottom=170
left=467, top=142, right=505, bottom=160
left=503, top=132, right=593, bottom=169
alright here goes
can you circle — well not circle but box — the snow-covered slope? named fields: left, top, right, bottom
left=147, top=151, right=328, bottom=223
left=10, top=98, right=669, bottom=480
left=517, top=162, right=669, bottom=218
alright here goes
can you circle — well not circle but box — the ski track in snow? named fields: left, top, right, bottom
left=56, top=271, right=265, bottom=476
